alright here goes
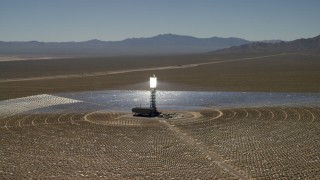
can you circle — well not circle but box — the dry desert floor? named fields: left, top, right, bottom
left=0, top=52, right=319, bottom=100
left=0, top=52, right=320, bottom=179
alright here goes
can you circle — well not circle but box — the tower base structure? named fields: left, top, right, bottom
left=132, top=75, right=159, bottom=117
left=132, top=107, right=159, bottom=117
left=132, top=88, right=159, bottom=117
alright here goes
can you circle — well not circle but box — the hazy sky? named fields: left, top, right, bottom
left=1, top=0, right=320, bottom=42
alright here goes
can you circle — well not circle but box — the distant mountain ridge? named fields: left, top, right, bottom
left=0, top=34, right=251, bottom=56
left=212, top=35, right=320, bottom=54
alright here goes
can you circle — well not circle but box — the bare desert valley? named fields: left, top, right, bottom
left=1, top=50, right=320, bottom=179
left=1, top=0, right=320, bottom=177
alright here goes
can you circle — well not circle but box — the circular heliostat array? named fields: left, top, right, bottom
left=84, top=110, right=205, bottom=126
left=0, top=94, right=320, bottom=179
left=85, top=111, right=161, bottom=126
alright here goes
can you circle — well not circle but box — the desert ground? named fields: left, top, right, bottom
left=0, top=52, right=319, bottom=100
left=0, top=52, right=320, bottom=179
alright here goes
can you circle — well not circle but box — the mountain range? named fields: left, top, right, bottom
left=212, top=35, right=320, bottom=54
left=1, top=34, right=318, bottom=57
left=0, top=34, right=251, bottom=56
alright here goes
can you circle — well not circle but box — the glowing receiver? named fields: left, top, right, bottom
left=150, top=75, right=157, bottom=89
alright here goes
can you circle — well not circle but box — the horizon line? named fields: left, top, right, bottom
left=0, top=33, right=290, bottom=43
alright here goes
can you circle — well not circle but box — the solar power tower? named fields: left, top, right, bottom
left=150, top=74, right=157, bottom=110
left=131, top=75, right=159, bottom=117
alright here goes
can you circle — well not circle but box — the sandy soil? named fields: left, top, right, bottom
left=0, top=53, right=319, bottom=100
left=0, top=53, right=284, bottom=83
left=0, top=56, right=73, bottom=62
